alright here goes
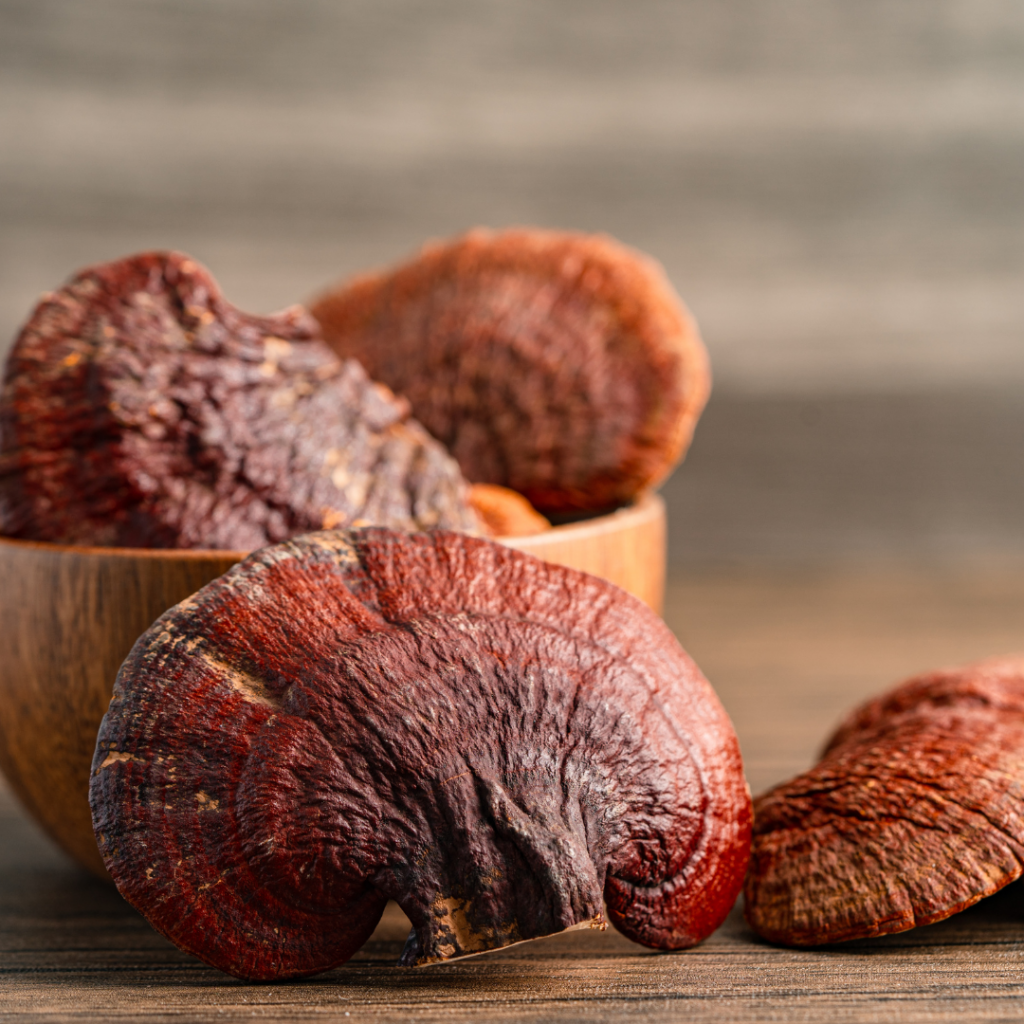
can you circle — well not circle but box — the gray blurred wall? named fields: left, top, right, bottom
left=2, top=0, right=1022, bottom=563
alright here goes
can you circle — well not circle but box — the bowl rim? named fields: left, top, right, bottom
left=498, top=492, right=662, bottom=550
left=0, top=491, right=662, bottom=559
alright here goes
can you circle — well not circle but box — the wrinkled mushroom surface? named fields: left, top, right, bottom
left=311, top=228, right=710, bottom=515
left=0, top=252, right=477, bottom=548
left=91, top=528, right=750, bottom=980
left=746, top=655, right=1024, bottom=946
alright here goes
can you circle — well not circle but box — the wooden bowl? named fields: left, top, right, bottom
left=0, top=493, right=665, bottom=877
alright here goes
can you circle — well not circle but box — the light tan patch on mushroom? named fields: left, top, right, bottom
left=196, top=791, right=220, bottom=811
left=322, top=508, right=348, bottom=529
left=196, top=649, right=283, bottom=709
left=433, top=896, right=492, bottom=954
left=269, top=388, right=297, bottom=409
left=185, top=304, right=215, bottom=325
left=99, top=751, right=140, bottom=770
left=263, top=337, right=293, bottom=361
left=258, top=336, right=293, bottom=378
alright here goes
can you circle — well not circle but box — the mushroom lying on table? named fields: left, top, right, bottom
left=90, top=528, right=751, bottom=979
left=746, top=655, right=1024, bottom=945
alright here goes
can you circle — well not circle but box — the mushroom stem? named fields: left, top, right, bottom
left=395, top=771, right=606, bottom=966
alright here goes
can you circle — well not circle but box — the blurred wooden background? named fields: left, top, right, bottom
left=2, top=0, right=1023, bottom=568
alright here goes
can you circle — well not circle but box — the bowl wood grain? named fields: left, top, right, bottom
left=0, top=493, right=665, bottom=876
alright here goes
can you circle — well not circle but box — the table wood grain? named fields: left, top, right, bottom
left=4, top=565, right=1024, bottom=1022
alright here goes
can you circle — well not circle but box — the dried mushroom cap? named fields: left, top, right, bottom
left=90, top=529, right=750, bottom=980
left=311, top=228, right=710, bottom=514
left=746, top=655, right=1024, bottom=946
left=0, top=251, right=477, bottom=548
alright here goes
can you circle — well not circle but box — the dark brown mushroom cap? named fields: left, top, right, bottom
left=746, top=655, right=1024, bottom=946
left=310, top=228, right=711, bottom=514
left=0, top=251, right=476, bottom=548
left=90, top=529, right=750, bottom=980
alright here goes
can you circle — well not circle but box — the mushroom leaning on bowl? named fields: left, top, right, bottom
left=90, top=528, right=751, bottom=979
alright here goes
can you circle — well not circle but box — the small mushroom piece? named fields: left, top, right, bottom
left=311, top=228, right=710, bottom=514
left=0, top=251, right=477, bottom=548
left=746, top=655, right=1024, bottom=946
left=90, top=529, right=750, bottom=980
left=466, top=482, right=551, bottom=538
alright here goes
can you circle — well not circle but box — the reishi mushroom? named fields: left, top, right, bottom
left=0, top=251, right=477, bottom=548
left=90, top=528, right=751, bottom=979
left=746, top=655, right=1024, bottom=946
left=311, top=228, right=711, bottom=515
left=464, top=482, right=551, bottom=538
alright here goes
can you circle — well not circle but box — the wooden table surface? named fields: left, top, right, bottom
left=4, top=565, right=1024, bottom=1023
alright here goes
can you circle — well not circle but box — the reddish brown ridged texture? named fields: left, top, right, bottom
left=0, top=252, right=477, bottom=549
left=311, top=228, right=710, bottom=514
left=746, top=655, right=1024, bottom=946
left=90, top=529, right=750, bottom=980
